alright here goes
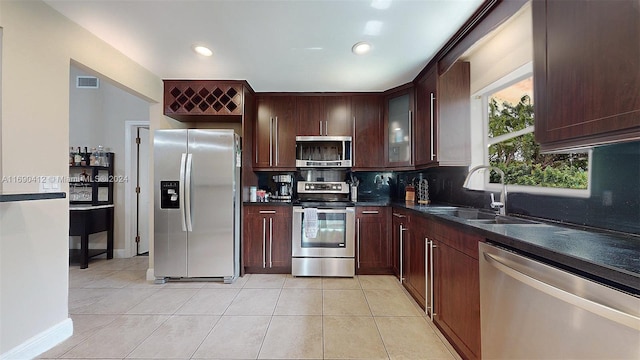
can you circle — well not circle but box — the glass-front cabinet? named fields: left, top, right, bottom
left=385, top=86, right=414, bottom=167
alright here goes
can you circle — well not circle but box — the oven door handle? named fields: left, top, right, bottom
left=293, top=207, right=354, bottom=214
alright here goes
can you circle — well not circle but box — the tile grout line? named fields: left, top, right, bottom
left=359, top=276, right=392, bottom=360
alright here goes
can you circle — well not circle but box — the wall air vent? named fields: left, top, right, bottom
left=76, top=76, right=99, bottom=89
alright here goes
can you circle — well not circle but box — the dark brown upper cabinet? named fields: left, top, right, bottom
left=532, top=0, right=640, bottom=151
left=352, top=94, right=384, bottom=169
left=164, top=80, right=251, bottom=122
left=254, top=95, right=296, bottom=170
left=384, top=85, right=415, bottom=169
left=296, top=96, right=352, bottom=136
left=414, top=62, right=470, bottom=168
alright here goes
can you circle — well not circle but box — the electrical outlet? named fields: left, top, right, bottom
left=602, top=190, right=613, bottom=206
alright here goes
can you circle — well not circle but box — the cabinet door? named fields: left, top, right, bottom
left=405, top=216, right=427, bottom=309
left=324, top=96, right=352, bottom=136
left=352, top=95, right=384, bottom=168
left=434, top=241, right=481, bottom=360
left=242, top=209, right=266, bottom=270
left=270, top=208, right=292, bottom=270
left=255, top=97, right=274, bottom=168
left=533, top=0, right=640, bottom=151
left=255, top=96, right=296, bottom=169
left=296, top=96, right=325, bottom=135
left=391, top=212, right=402, bottom=278
left=437, top=62, right=471, bottom=166
left=391, top=209, right=410, bottom=281
left=272, top=97, right=296, bottom=168
left=356, top=207, right=391, bottom=274
left=414, top=68, right=437, bottom=167
left=386, top=88, right=414, bottom=167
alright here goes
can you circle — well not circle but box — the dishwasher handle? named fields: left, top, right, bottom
left=482, top=251, right=640, bottom=331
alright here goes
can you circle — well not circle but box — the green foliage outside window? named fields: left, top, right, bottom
left=488, top=95, right=588, bottom=189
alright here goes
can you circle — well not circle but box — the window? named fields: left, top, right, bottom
left=472, top=63, right=591, bottom=197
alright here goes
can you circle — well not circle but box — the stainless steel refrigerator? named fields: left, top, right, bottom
left=153, top=129, right=241, bottom=283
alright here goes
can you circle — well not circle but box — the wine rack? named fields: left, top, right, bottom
left=164, top=80, right=246, bottom=121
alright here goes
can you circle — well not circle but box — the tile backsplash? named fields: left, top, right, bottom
left=362, top=141, right=640, bottom=235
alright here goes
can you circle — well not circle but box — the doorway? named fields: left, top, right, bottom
left=125, top=121, right=150, bottom=256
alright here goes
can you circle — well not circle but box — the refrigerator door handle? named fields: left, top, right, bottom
left=179, top=153, right=187, bottom=231
left=185, top=153, right=194, bottom=232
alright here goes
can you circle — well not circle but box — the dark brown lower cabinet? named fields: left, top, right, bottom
left=356, top=206, right=392, bottom=274
left=431, top=221, right=482, bottom=360
left=405, top=215, right=428, bottom=309
left=243, top=206, right=291, bottom=274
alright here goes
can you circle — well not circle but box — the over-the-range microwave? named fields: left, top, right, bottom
left=295, top=136, right=352, bottom=168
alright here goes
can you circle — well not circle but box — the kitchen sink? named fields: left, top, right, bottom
left=431, top=208, right=497, bottom=220
left=430, top=208, right=539, bottom=225
left=467, top=216, right=538, bottom=225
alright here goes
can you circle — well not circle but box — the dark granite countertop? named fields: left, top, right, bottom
left=392, top=202, right=640, bottom=296
left=243, top=201, right=293, bottom=206
left=0, top=192, right=66, bottom=203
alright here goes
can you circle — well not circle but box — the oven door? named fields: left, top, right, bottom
left=292, top=206, right=355, bottom=257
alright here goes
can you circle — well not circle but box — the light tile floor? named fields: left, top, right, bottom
left=40, top=256, right=460, bottom=360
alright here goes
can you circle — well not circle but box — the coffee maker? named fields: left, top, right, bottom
left=271, top=174, right=293, bottom=202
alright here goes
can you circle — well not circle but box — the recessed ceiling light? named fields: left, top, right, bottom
left=193, top=45, right=213, bottom=57
left=352, top=41, right=372, bottom=55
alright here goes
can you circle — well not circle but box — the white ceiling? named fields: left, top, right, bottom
left=45, top=0, right=484, bottom=92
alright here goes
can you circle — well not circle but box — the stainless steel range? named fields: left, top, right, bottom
left=292, top=171, right=355, bottom=277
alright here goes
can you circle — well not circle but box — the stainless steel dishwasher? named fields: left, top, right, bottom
left=479, top=242, right=640, bottom=359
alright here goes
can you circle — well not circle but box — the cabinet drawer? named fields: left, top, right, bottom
left=245, top=205, right=291, bottom=217
left=431, top=220, right=481, bottom=259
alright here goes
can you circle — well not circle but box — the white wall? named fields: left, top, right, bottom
left=461, top=3, right=532, bottom=177
left=69, top=66, right=150, bottom=254
left=0, top=0, right=166, bottom=356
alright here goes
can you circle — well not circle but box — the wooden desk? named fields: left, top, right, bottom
left=69, top=204, right=114, bottom=269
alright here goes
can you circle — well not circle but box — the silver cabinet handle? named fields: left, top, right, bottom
left=262, top=218, right=267, bottom=268
left=392, top=213, right=406, bottom=218
left=274, top=116, right=279, bottom=166
left=356, top=218, right=361, bottom=269
left=352, top=116, right=356, bottom=165
left=362, top=210, right=379, bottom=214
left=430, top=93, right=436, bottom=160
left=269, top=218, right=273, bottom=268
left=408, top=109, right=413, bottom=163
left=426, top=238, right=436, bottom=320
left=269, top=117, right=274, bottom=166
left=399, top=224, right=406, bottom=283
left=259, top=210, right=277, bottom=214
left=483, top=251, right=640, bottom=331
left=325, top=121, right=328, bottom=136
left=319, top=121, right=323, bottom=136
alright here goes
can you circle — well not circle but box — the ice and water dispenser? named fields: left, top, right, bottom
left=160, top=181, right=180, bottom=209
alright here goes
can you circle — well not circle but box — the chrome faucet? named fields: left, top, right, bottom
left=462, top=165, right=507, bottom=216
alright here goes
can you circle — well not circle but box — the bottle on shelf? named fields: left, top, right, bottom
left=69, top=147, right=75, bottom=166
left=81, top=146, right=88, bottom=166
left=74, top=147, right=82, bottom=166
left=89, top=147, right=97, bottom=166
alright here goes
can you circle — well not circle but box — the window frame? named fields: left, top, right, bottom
left=469, top=62, right=592, bottom=198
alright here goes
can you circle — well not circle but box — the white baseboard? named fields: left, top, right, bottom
left=146, top=267, right=155, bottom=281
left=1, top=318, right=73, bottom=360
left=114, top=249, right=128, bottom=258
